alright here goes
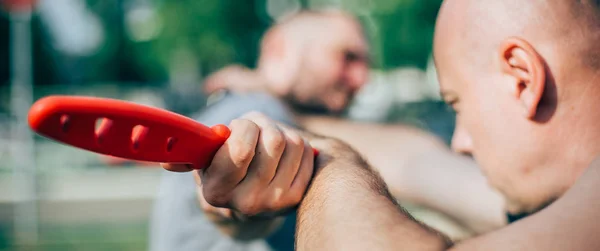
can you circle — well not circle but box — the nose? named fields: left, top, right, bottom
left=343, top=60, right=369, bottom=91
left=451, top=123, right=473, bottom=155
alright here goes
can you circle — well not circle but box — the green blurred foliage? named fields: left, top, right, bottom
left=1, top=0, right=443, bottom=86
left=122, top=0, right=270, bottom=82
left=149, top=0, right=269, bottom=75
left=370, top=0, right=443, bottom=69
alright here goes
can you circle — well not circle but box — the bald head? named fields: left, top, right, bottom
left=435, top=0, right=600, bottom=71
left=274, top=10, right=366, bottom=48
left=258, top=10, right=368, bottom=69
left=256, top=10, right=370, bottom=113
left=434, top=0, right=600, bottom=214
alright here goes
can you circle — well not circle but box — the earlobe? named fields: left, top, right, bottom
left=498, top=37, right=546, bottom=119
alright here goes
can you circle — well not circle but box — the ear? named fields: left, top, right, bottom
left=498, top=38, right=546, bottom=119
left=260, top=28, right=286, bottom=62
left=257, top=28, right=297, bottom=94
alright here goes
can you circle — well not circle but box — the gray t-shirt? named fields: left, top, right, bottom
left=149, top=92, right=297, bottom=251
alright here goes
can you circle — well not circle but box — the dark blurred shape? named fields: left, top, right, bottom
left=1, top=0, right=36, bottom=12
left=0, top=15, right=8, bottom=88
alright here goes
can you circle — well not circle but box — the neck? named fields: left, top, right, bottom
left=556, top=78, right=600, bottom=185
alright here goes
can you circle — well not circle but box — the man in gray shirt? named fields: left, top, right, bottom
left=149, top=10, right=370, bottom=251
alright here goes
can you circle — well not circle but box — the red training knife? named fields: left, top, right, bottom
left=28, top=95, right=228, bottom=170
left=28, top=95, right=317, bottom=170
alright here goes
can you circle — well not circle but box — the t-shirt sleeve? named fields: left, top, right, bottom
left=148, top=92, right=296, bottom=251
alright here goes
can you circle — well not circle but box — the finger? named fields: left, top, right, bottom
left=203, top=75, right=227, bottom=94
left=228, top=112, right=287, bottom=215
left=197, top=185, right=233, bottom=219
left=288, top=139, right=315, bottom=204
left=241, top=111, right=271, bottom=123
left=201, top=119, right=259, bottom=207
left=160, top=163, right=194, bottom=172
left=249, top=125, right=286, bottom=182
left=236, top=112, right=286, bottom=185
left=203, top=65, right=240, bottom=93
left=231, top=116, right=286, bottom=212
left=193, top=170, right=202, bottom=186
left=269, top=127, right=305, bottom=191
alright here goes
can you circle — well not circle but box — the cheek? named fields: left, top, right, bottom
left=464, top=88, right=519, bottom=181
left=313, top=51, right=345, bottom=81
left=469, top=86, right=543, bottom=198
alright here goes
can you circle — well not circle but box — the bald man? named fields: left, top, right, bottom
left=173, top=0, right=600, bottom=250
left=203, top=10, right=368, bottom=113
left=149, top=10, right=369, bottom=251
left=290, top=0, right=600, bottom=249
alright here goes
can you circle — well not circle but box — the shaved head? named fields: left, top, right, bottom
left=434, top=0, right=600, bottom=214
left=272, top=10, right=367, bottom=52
left=256, top=10, right=370, bottom=113
left=436, top=0, right=600, bottom=71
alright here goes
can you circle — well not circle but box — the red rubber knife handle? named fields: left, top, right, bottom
left=28, top=96, right=318, bottom=170
left=28, top=96, right=231, bottom=169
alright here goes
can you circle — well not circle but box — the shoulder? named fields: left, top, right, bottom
left=195, top=91, right=296, bottom=127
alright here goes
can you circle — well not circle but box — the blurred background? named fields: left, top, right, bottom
left=0, top=0, right=455, bottom=250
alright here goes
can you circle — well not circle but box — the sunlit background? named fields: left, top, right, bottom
left=0, top=0, right=456, bottom=250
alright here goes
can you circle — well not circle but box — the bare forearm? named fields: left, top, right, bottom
left=299, top=116, right=446, bottom=168
left=296, top=158, right=451, bottom=250
left=300, top=116, right=506, bottom=233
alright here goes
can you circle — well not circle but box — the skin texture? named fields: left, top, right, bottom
left=292, top=0, right=600, bottom=249
left=163, top=0, right=600, bottom=247
left=436, top=0, right=600, bottom=214
left=162, top=10, right=370, bottom=240
left=299, top=116, right=506, bottom=234
left=204, top=10, right=369, bottom=113
left=204, top=10, right=508, bottom=237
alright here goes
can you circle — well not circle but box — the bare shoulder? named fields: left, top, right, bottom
left=587, top=155, right=600, bottom=174
left=451, top=155, right=600, bottom=251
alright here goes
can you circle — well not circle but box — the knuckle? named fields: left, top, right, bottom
left=286, top=190, right=304, bottom=207
left=242, top=111, right=267, bottom=121
left=286, top=132, right=305, bottom=150
left=229, top=118, right=259, bottom=132
left=228, top=118, right=246, bottom=128
left=230, top=142, right=256, bottom=167
left=268, top=194, right=291, bottom=212
left=266, top=199, right=283, bottom=212
left=236, top=197, right=261, bottom=216
left=263, top=127, right=286, bottom=152
left=203, top=189, right=228, bottom=208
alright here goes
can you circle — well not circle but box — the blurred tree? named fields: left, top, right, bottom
left=1, top=0, right=444, bottom=87
left=372, top=0, right=442, bottom=70
left=125, top=0, right=270, bottom=82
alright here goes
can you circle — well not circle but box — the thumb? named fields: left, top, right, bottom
left=203, top=77, right=229, bottom=94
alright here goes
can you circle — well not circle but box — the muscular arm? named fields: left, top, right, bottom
left=296, top=143, right=451, bottom=250
left=299, top=116, right=506, bottom=233
left=298, top=139, right=600, bottom=250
